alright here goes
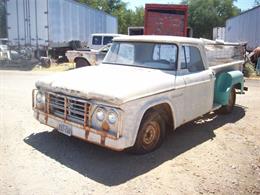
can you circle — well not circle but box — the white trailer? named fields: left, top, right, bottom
left=6, top=0, right=118, bottom=57
left=225, top=5, right=260, bottom=51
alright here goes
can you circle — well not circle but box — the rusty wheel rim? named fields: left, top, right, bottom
left=229, top=89, right=234, bottom=105
left=142, top=121, right=160, bottom=150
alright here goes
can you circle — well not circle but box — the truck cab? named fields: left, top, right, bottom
left=89, top=33, right=126, bottom=50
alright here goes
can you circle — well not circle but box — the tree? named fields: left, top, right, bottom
left=0, top=0, right=7, bottom=38
left=78, top=0, right=144, bottom=34
left=181, top=0, right=240, bottom=39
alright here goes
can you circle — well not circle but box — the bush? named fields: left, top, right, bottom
left=243, top=62, right=256, bottom=77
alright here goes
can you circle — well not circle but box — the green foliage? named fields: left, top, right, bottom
left=182, top=0, right=240, bottom=38
left=79, top=0, right=242, bottom=38
left=255, top=0, right=260, bottom=5
left=0, top=0, right=7, bottom=38
left=244, top=62, right=256, bottom=77
left=78, top=0, right=144, bottom=34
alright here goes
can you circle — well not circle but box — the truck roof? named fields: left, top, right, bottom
left=113, top=35, right=204, bottom=45
left=91, top=33, right=126, bottom=37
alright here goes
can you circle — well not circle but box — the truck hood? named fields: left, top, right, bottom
left=36, top=64, right=175, bottom=105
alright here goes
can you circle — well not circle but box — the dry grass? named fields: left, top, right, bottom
left=32, top=63, right=75, bottom=72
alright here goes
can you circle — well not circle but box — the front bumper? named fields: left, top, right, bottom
left=34, top=109, right=126, bottom=151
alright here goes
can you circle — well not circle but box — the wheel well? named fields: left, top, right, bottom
left=234, top=83, right=241, bottom=90
left=143, top=103, right=174, bottom=131
left=74, top=57, right=88, bottom=63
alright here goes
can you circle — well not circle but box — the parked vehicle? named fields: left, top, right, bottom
left=32, top=35, right=246, bottom=154
left=128, top=27, right=144, bottom=36
left=66, top=44, right=111, bottom=68
left=225, top=5, right=260, bottom=51
left=66, top=34, right=126, bottom=68
left=0, top=38, right=8, bottom=45
left=0, top=44, right=21, bottom=61
left=6, top=0, right=118, bottom=59
left=89, top=34, right=124, bottom=50
left=128, top=4, right=190, bottom=37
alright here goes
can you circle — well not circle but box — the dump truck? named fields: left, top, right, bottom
left=128, top=4, right=190, bottom=37
left=33, top=35, right=246, bottom=154
left=144, top=4, right=188, bottom=36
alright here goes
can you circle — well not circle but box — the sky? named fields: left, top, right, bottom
left=123, top=0, right=257, bottom=11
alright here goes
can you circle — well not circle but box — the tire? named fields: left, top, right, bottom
left=75, top=58, right=90, bottom=68
left=129, top=109, right=166, bottom=154
left=218, top=87, right=236, bottom=114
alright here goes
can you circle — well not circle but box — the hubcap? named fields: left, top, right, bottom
left=142, top=121, right=160, bottom=149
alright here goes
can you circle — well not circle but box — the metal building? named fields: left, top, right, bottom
left=225, top=5, right=260, bottom=51
left=6, top=0, right=118, bottom=50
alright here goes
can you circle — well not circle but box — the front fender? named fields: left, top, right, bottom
left=121, top=94, right=177, bottom=148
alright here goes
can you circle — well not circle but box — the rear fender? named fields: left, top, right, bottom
left=214, top=70, right=244, bottom=105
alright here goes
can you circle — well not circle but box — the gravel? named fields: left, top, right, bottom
left=0, top=71, right=259, bottom=195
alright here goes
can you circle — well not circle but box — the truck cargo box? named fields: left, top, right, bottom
left=6, top=0, right=118, bottom=49
left=144, top=4, right=188, bottom=36
left=225, top=5, right=260, bottom=51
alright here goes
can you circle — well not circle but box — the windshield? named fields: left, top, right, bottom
left=103, top=42, right=178, bottom=70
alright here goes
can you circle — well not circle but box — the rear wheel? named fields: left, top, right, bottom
left=130, top=110, right=166, bottom=154
left=75, top=58, right=90, bottom=68
left=218, top=87, right=236, bottom=114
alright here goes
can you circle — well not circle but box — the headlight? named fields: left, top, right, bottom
left=108, top=111, right=118, bottom=124
left=96, top=108, right=105, bottom=121
left=35, top=91, right=45, bottom=110
left=36, top=92, right=45, bottom=104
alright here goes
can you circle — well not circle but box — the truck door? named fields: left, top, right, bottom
left=179, top=45, right=215, bottom=122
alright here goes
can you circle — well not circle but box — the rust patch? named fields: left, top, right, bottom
left=32, top=89, right=35, bottom=108
left=36, top=111, right=39, bottom=120
left=45, top=114, right=48, bottom=124
left=45, top=93, right=49, bottom=124
left=100, top=136, right=106, bottom=145
left=102, top=121, right=110, bottom=131
left=100, top=121, right=110, bottom=145
left=64, top=97, right=67, bottom=121
left=85, top=128, right=90, bottom=139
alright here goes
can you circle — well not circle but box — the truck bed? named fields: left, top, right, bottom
left=204, top=41, right=245, bottom=74
left=209, top=60, right=244, bottom=75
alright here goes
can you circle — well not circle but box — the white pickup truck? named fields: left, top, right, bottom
left=33, top=36, right=246, bottom=154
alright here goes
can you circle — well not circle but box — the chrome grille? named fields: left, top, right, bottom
left=48, top=93, right=91, bottom=126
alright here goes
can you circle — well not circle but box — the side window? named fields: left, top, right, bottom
left=180, top=45, right=204, bottom=72
left=103, top=36, right=114, bottom=45
left=92, top=36, right=102, bottom=45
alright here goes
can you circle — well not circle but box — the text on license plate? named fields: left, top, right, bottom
left=58, top=124, right=72, bottom=136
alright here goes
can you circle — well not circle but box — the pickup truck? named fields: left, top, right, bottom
left=33, top=35, right=246, bottom=154
left=65, top=44, right=110, bottom=68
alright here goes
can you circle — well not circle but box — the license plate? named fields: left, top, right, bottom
left=58, top=124, right=72, bottom=136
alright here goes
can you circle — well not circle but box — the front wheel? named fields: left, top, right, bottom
left=218, top=87, right=236, bottom=114
left=129, top=110, right=166, bottom=154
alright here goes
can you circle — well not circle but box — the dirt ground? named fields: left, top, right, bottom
left=0, top=70, right=259, bottom=195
